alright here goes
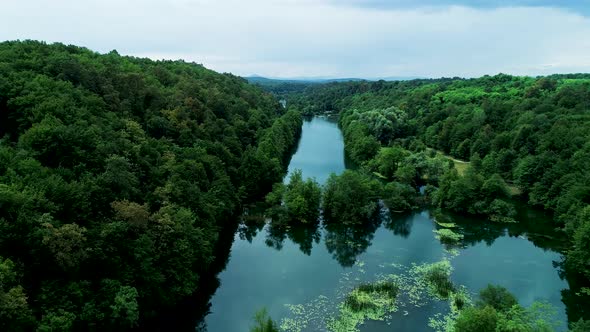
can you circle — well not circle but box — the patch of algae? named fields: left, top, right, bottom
left=433, top=229, right=464, bottom=244
left=280, top=257, right=473, bottom=332
left=434, top=221, right=457, bottom=228
left=328, top=279, right=399, bottom=332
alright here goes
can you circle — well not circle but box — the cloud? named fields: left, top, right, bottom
left=332, top=0, right=590, bottom=15
left=1, top=0, right=589, bottom=78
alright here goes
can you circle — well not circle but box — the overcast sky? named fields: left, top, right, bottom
left=2, top=0, right=590, bottom=78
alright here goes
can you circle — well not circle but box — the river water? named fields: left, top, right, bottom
left=204, top=116, right=569, bottom=331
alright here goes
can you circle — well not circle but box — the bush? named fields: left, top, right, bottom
left=383, top=181, right=417, bottom=212
left=454, top=306, right=499, bottom=332
left=322, top=170, right=382, bottom=224
left=477, top=284, right=518, bottom=312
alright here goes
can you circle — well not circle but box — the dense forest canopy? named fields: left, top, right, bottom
left=0, top=40, right=302, bottom=330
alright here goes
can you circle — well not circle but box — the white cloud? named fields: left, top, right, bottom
left=1, top=0, right=589, bottom=78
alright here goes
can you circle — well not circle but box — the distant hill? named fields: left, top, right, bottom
left=245, top=75, right=422, bottom=86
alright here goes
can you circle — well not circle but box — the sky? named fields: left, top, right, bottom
left=1, top=0, right=590, bottom=79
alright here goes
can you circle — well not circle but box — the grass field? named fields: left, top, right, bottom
left=428, top=148, right=470, bottom=176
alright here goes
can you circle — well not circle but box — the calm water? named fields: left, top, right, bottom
left=204, top=116, right=569, bottom=331
left=285, top=115, right=346, bottom=184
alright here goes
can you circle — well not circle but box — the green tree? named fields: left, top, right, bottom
left=370, top=147, right=407, bottom=179
left=568, top=216, right=590, bottom=278
left=0, top=258, right=34, bottom=331
left=454, top=305, right=499, bottom=332
left=323, top=170, right=382, bottom=225
left=383, top=182, right=417, bottom=212
left=110, top=286, right=139, bottom=327
left=477, top=284, right=518, bottom=312
left=283, top=170, right=322, bottom=223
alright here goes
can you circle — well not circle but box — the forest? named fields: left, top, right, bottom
left=0, top=40, right=302, bottom=330
left=1, top=39, right=589, bottom=332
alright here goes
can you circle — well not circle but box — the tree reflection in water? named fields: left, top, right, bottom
left=383, top=210, right=414, bottom=238
left=323, top=209, right=383, bottom=267
left=219, top=203, right=588, bottom=330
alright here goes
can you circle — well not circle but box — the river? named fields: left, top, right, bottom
left=203, top=115, right=570, bottom=331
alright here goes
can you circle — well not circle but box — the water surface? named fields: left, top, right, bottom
left=204, top=116, right=569, bottom=331
left=285, top=115, right=345, bottom=184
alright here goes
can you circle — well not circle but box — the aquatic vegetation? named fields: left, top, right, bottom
left=279, top=245, right=562, bottom=332
left=489, top=215, right=518, bottom=223
left=281, top=258, right=462, bottom=331
left=328, top=279, right=399, bottom=332
left=432, top=210, right=457, bottom=227
left=278, top=259, right=570, bottom=332
left=412, top=260, right=455, bottom=300
left=450, top=286, right=471, bottom=312
left=343, top=281, right=399, bottom=312
left=428, top=283, right=472, bottom=331
left=434, top=228, right=464, bottom=244
left=279, top=296, right=333, bottom=332
left=435, top=221, right=457, bottom=228
left=443, top=248, right=461, bottom=258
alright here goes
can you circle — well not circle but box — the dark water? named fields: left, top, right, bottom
left=203, top=116, right=570, bottom=331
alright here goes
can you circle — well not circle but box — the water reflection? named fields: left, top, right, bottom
left=429, top=207, right=568, bottom=254
left=237, top=208, right=266, bottom=243
left=239, top=202, right=569, bottom=270
left=324, top=218, right=381, bottom=267
left=556, top=259, right=590, bottom=326
left=266, top=221, right=321, bottom=255
left=383, top=211, right=414, bottom=238
left=203, top=203, right=579, bottom=331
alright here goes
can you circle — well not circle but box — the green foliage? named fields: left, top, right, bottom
left=344, top=281, right=399, bottom=313
left=570, top=319, right=590, bottom=332
left=383, top=181, right=417, bottom=212
left=329, top=279, right=399, bottom=332
left=110, top=286, right=139, bottom=327
left=265, top=170, right=322, bottom=227
left=477, top=284, right=518, bottom=312
left=454, top=305, right=499, bottom=332
left=283, top=170, right=322, bottom=223
left=240, top=110, right=303, bottom=200
left=568, top=214, right=590, bottom=278
left=0, top=40, right=301, bottom=329
left=453, top=285, right=560, bottom=332
left=433, top=228, right=464, bottom=244
left=38, top=310, right=76, bottom=332
left=0, top=257, right=34, bottom=331
left=369, top=147, right=407, bottom=179
left=435, top=167, right=516, bottom=221
left=416, top=260, right=455, bottom=299
left=322, top=170, right=382, bottom=224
